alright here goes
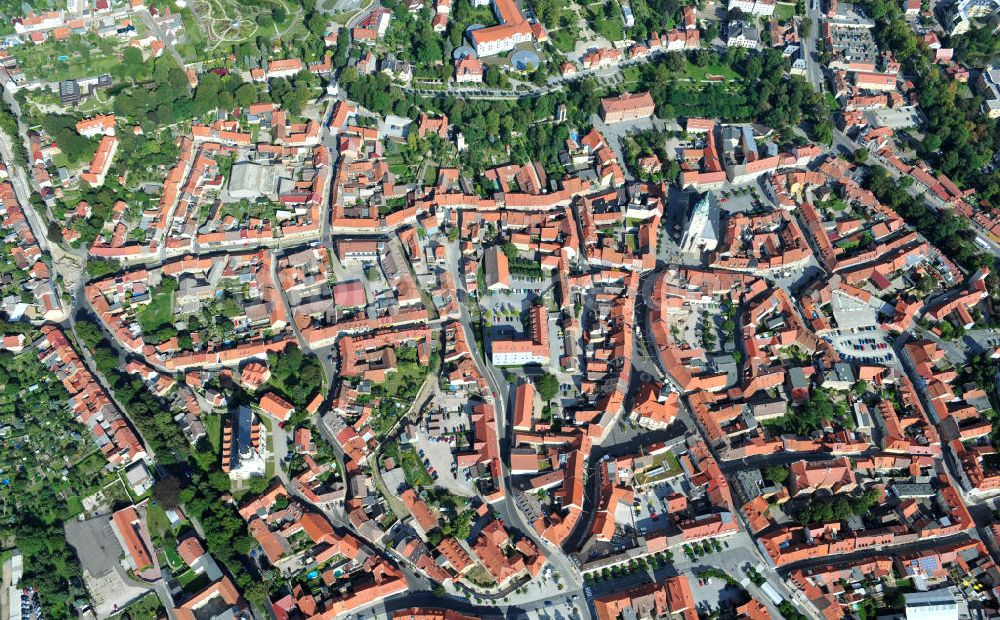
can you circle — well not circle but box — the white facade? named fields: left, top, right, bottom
left=944, top=0, right=1000, bottom=34
left=13, top=12, right=64, bottom=34
left=491, top=348, right=550, bottom=366
left=727, top=0, right=776, bottom=15
left=471, top=27, right=533, bottom=56
left=726, top=20, right=761, bottom=48
left=978, top=66, right=1000, bottom=118
left=621, top=3, right=635, bottom=27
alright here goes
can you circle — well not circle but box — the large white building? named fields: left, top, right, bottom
left=490, top=306, right=550, bottom=367
left=470, top=21, right=533, bottom=56
left=726, top=20, right=761, bottom=49
left=941, top=0, right=1000, bottom=34
left=727, top=0, right=776, bottom=16
left=680, top=192, right=720, bottom=254
left=977, top=65, right=1000, bottom=118
left=490, top=340, right=550, bottom=366
left=468, top=0, right=540, bottom=56
left=904, top=589, right=959, bottom=620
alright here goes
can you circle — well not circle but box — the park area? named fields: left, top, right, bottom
left=179, top=0, right=308, bottom=63
left=16, top=33, right=125, bottom=82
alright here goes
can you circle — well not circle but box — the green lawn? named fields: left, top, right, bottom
left=774, top=2, right=797, bottom=19
left=826, top=92, right=840, bottom=111
left=137, top=278, right=177, bottom=336
left=621, top=66, right=641, bottom=85
left=175, top=568, right=197, bottom=587
left=176, top=568, right=210, bottom=593
left=163, top=544, right=185, bottom=570
left=584, top=3, right=624, bottom=41
left=379, top=361, right=427, bottom=399
left=147, top=502, right=172, bottom=537
left=203, top=412, right=223, bottom=454
left=450, top=4, right=498, bottom=34
left=423, top=165, right=439, bottom=187
left=65, top=494, right=84, bottom=517
left=550, top=29, right=577, bottom=53
left=682, top=62, right=740, bottom=81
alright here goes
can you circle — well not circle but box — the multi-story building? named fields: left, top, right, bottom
left=728, top=0, right=776, bottom=16
left=977, top=66, right=1000, bottom=118
left=468, top=0, right=544, bottom=56
left=940, top=0, right=999, bottom=34
left=726, top=19, right=761, bottom=48
left=599, top=91, right=655, bottom=123
left=621, top=2, right=635, bottom=27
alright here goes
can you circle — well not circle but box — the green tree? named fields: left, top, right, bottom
left=764, top=465, right=789, bottom=484
left=120, top=46, right=146, bottom=80
left=235, top=83, right=258, bottom=107
left=535, top=373, right=559, bottom=402
left=152, top=476, right=182, bottom=507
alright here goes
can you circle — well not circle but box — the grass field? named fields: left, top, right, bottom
left=147, top=502, right=172, bottom=537
left=682, top=62, right=740, bottom=81
left=137, top=279, right=177, bottom=335
left=774, top=2, right=797, bottom=19
left=379, top=362, right=426, bottom=397
left=163, top=544, right=185, bottom=570
left=550, top=28, right=577, bottom=53
left=65, top=494, right=84, bottom=517
left=177, top=569, right=211, bottom=593
left=583, top=2, right=624, bottom=41
left=423, top=165, right=439, bottom=187
left=826, top=92, right=840, bottom=111
left=203, top=412, right=223, bottom=454
left=621, top=65, right=642, bottom=85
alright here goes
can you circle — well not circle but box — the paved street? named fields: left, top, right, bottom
left=585, top=531, right=786, bottom=620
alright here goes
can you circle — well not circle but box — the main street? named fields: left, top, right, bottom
left=439, top=232, right=591, bottom=617
left=801, top=0, right=825, bottom=93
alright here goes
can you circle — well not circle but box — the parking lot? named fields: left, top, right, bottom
left=513, top=489, right=544, bottom=524
left=630, top=471, right=689, bottom=535
left=689, top=573, right=749, bottom=616
left=483, top=275, right=549, bottom=313
left=825, top=326, right=896, bottom=365
left=412, top=427, right=475, bottom=498
left=65, top=514, right=152, bottom=617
